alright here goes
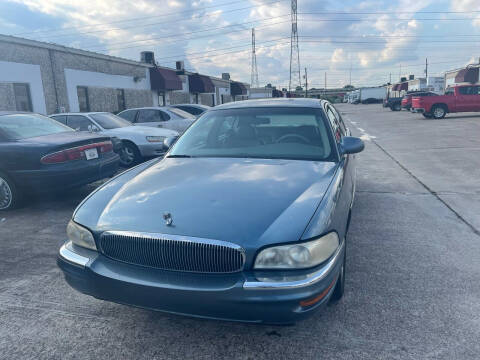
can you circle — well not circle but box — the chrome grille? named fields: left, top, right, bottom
left=99, top=231, right=245, bottom=273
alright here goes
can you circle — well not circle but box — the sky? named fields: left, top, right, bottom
left=1, top=0, right=480, bottom=89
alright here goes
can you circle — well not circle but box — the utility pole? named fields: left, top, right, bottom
left=425, top=57, right=428, bottom=79
left=349, top=62, right=352, bottom=86
left=389, top=73, right=392, bottom=84
left=324, top=72, right=327, bottom=98
left=289, top=0, right=301, bottom=91
left=304, top=67, right=308, bottom=98
left=251, top=28, right=259, bottom=88
left=399, top=64, right=402, bottom=81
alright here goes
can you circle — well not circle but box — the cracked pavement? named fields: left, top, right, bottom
left=0, top=104, right=479, bottom=359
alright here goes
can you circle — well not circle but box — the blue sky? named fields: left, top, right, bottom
left=1, top=0, right=480, bottom=89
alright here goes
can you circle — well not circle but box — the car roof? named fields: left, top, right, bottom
left=117, top=107, right=174, bottom=111
left=214, top=98, right=326, bottom=110
left=171, top=104, right=210, bottom=109
left=50, top=112, right=109, bottom=116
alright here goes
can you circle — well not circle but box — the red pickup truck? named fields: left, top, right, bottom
left=412, top=85, right=480, bottom=119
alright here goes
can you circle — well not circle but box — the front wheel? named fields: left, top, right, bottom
left=431, top=105, right=446, bottom=119
left=391, top=103, right=401, bottom=111
left=119, top=142, right=142, bottom=167
left=0, top=172, right=20, bottom=211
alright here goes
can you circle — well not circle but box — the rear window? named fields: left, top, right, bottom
left=0, top=113, right=72, bottom=140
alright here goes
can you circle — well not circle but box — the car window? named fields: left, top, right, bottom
left=178, top=106, right=203, bottom=116
left=325, top=105, right=343, bottom=142
left=118, top=110, right=137, bottom=123
left=445, top=88, right=454, bottom=96
left=89, top=113, right=131, bottom=129
left=51, top=115, right=67, bottom=125
left=459, top=86, right=473, bottom=95
left=138, top=109, right=163, bottom=123
left=329, top=105, right=347, bottom=136
left=159, top=110, right=171, bottom=121
left=170, top=107, right=336, bottom=162
left=168, top=107, right=193, bottom=119
left=67, top=115, right=92, bottom=131
left=0, top=113, right=72, bottom=140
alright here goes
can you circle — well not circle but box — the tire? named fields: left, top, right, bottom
left=119, top=142, right=142, bottom=167
left=431, top=105, right=446, bottom=119
left=422, top=113, right=433, bottom=119
left=392, top=103, right=401, bottom=111
left=330, top=242, right=346, bottom=303
left=0, top=172, right=20, bottom=211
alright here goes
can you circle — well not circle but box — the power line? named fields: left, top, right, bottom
left=20, top=0, right=287, bottom=41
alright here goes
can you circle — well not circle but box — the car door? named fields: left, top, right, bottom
left=456, top=86, right=477, bottom=112
left=471, top=86, right=480, bottom=111
left=135, top=109, right=165, bottom=128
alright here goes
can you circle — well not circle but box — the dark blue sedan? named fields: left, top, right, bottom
left=0, top=112, right=119, bottom=210
left=57, top=99, right=364, bottom=324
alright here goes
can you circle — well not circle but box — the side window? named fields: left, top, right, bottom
left=51, top=115, right=67, bottom=124
left=445, top=88, right=454, bottom=96
left=118, top=110, right=137, bottom=123
left=67, top=115, right=92, bottom=131
left=137, top=109, right=163, bottom=123
left=13, top=83, right=33, bottom=112
left=459, top=86, right=473, bottom=95
left=330, top=105, right=347, bottom=135
left=473, top=86, right=480, bottom=95
left=159, top=110, right=171, bottom=121
left=325, top=106, right=342, bottom=142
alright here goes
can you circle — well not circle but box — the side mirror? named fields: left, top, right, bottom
left=163, top=136, right=178, bottom=149
left=339, top=136, right=364, bottom=155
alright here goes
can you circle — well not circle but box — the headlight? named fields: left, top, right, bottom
left=146, top=136, right=166, bottom=143
left=253, top=232, right=339, bottom=269
left=66, top=220, right=97, bottom=250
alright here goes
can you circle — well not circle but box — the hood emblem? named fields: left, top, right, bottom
left=163, top=212, right=173, bottom=226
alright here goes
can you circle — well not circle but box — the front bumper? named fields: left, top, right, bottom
left=137, top=143, right=167, bottom=158
left=411, top=107, right=425, bottom=113
left=58, top=241, right=344, bottom=324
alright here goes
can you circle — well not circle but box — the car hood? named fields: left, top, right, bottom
left=74, top=158, right=337, bottom=248
left=106, top=126, right=178, bottom=137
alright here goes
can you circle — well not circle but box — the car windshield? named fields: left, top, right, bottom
left=89, top=113, right=131, bottom=129
left=0, top=113, right=72, bottom=140
left=167, top=107, right=194, bottom=119
left=169, top=107, right=336, bottom=161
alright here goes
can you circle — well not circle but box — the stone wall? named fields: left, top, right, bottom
left=124, top=89, right=153, bottom=109
left=169, top=91, right=190, bottom=104
left=0, top=83, right=16, bottom=111
left=199, top=93, right=215, bottom=106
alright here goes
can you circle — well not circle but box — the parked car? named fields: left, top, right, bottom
left=57, top=98, right=364, bottom=324
left=117, top=107, right=195, bottom=133
left=412, top=85, right=480, bottom=119
left=401, top=91, right=438, bottom=110
left=384, top=96, right=403, bottom=111
left=50, top=112, right=178, bottom=167
left=169, top=104, right=210, bottom=116
left=0, top=112, right=119, bottom=210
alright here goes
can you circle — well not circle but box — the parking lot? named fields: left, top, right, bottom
left=1, top=104, right=479, bottom=359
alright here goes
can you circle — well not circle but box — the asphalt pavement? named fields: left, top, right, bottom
left=0, top=104, right=479, bottom=359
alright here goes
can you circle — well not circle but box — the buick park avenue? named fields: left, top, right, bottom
left=57, top=98, right=364, bottom=324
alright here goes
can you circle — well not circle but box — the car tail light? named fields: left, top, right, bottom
left=41, top=141, right=113, bottom=164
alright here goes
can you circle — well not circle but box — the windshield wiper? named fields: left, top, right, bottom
left=167, top=154, right=192, bottom=158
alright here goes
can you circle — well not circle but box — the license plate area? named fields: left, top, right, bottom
left=85, top=148, right=99, bottom=160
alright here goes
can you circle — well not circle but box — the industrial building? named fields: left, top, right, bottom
left=0, top=34, right=249, bottom=115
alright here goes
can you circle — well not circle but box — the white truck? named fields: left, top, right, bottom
left=358, top=87, right=387, bottom=104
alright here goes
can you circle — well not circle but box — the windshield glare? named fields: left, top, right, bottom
left=169, top=107, right=335, bottom=161
left=0, top=113, right=72, bottom=140
left=167, top=107, right=193, bottom=119
left=90, top=113, right=131, bottom=129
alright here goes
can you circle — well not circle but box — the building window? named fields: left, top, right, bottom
left=117, top=89, right=126, bottom=112
left=77, top=86, right=90, bottom=112
left=13, top=83, right=33, bottom=112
